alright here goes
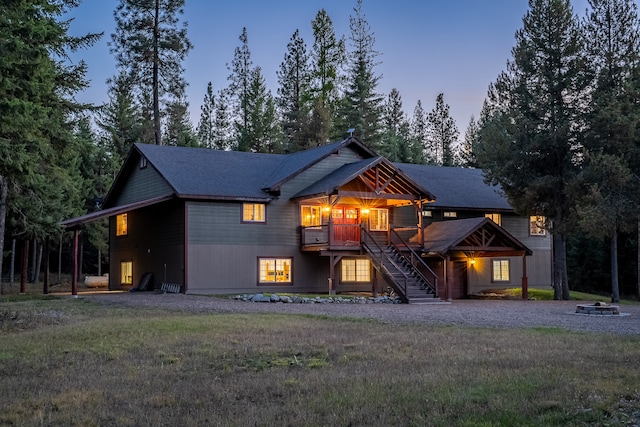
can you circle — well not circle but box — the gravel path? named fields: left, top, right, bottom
left=79, top=292, right=640, bottom=336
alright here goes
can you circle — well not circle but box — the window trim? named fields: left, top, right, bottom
left=369, top=208, right=389, bottom=232
left=121, top=260, right=133, bottom=285
left=301, top=205, right=322, bottom=228
left=242, top=202, right=266, bottom=223
left=258, top=257, right=293, bottom=285
left=492, top=259, right=510, bottom=282
left=116, top=213, right=128, bottom=236
left=529, top=215, right=547, bottom=236
left=341, top=259, right=371, bottom=283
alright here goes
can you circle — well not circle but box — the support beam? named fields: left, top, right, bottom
left=521, top=253, right=529, bottom=300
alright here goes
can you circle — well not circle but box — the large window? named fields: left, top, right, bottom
left=301, top=205, right=322, bottom=227
left=116, top=213, right=128, bottom=236
left=259, top=258, right=292, bottom=284
left=369, top=208, right=388, bottom=231
left=342, top=259, right=370, bottom=282
left=529, top=216, right=546, bottom=236
left=492, top=260, right=510, bottom=282
left=243, top=203, right=265, bottom=222
left=121, top=261, right=132, bottom=285
left=485, top=213, right=502, bottom=226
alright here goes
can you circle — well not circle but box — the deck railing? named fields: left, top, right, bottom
left=389, top=227, right=438, bottom=297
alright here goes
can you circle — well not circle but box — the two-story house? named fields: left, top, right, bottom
left=62, top=137, right=552, bottom=302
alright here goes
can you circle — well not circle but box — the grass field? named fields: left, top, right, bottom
left=1, top=295, right=639, bottom=426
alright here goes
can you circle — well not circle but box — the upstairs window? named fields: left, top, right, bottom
left=243, top=203, right=266, bottom=223
left=444, top=211, right=457, bottom=218
left=116, top=213, right=128, bottom=236
left=485, top=213, right=502, bottom=226
left=369, top=208, right=389, bottom=231
left=301, top=205, right=322, bottom=227
left=530, top=216, right=546, bottom=236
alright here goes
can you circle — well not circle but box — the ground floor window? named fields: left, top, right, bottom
left=492, top=259, right=510, bottom=282
left=121, top=261, right=132, bottom=285
left=341, top=259, right=370, bottom=282
left=259, top=257, right=292, bottom=284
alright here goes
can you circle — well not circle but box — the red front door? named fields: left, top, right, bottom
left=332, top=206, right=360, bottom=245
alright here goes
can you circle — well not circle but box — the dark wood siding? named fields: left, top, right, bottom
left=109, top=199, right=185, bottom=290
left=115, top=164, right=173, bottom=206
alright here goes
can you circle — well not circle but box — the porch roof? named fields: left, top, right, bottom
left=422, top=217, right=532, bottom=257
left=291, top=157, right=436, bottom=202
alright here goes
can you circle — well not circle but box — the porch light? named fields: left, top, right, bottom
left=470, top=258, right=476, bottom=265
left=323, top=206, right=331, bottom=213
left=361, top=208, right=370, bottom=216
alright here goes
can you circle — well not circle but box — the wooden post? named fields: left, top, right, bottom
left=521, top=253, right=529, bottom=300
left=71, top=229, right=79, bottom=297
left=329, top=254, right=335, bottom=295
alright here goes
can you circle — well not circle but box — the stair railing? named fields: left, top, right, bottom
left=389, top=228, right=439, bottom=297
left=361, top=227, right=409, bottom=302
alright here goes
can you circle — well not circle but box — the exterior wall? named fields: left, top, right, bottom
left=185, top=145, right=372, bottom=294
left=114, top=162, right=173, bottom=206
left=109, top=199, right=185, bottom=290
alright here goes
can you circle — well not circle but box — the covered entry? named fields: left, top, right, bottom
left=419, top=217, right=533, bottom=300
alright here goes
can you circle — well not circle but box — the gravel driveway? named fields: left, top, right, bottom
left=81, top=292, right=640, bottom=336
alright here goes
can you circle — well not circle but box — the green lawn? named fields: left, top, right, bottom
left=1, top=296, right=639, bottom=426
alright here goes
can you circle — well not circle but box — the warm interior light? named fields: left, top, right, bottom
left=361, top=208, right=370, bottom=215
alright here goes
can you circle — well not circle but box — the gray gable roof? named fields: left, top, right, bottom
left=396, top=163, right=512, bottom=211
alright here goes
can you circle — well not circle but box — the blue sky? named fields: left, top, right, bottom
left=66, top=0, right=593, bottom=139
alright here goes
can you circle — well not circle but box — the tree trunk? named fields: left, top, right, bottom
left=97, top=248, right=102, bottom=276
left=28, top=238, right=37, bottom=283
left=34, top=241, right=43, bottom=284
left=58, top=237, right=62, bottom=283
left=10, top=238, right=16, bottom=286
left=552, top=209, right=570, bottom=300
left=637, top=218, right=640, bottom=301
left=0, top=175, right=7, bottom=295
left=43, top=237, right=49, bottom=294
left=153, top=0, right=162, bottom=145
left=611, top=231, right=620, bottom=303
left=20, top=239, right=28, bottom=294
left=79, top=238, right=84, bottom=278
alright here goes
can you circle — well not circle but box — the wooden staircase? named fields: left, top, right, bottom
left=362, top=229, right=440, bottom=304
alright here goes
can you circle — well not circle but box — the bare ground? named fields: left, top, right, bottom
left=78, top=292, right=640, bottom=336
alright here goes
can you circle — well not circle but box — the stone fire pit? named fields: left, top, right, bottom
left=576, top=302, right=620, bottom=316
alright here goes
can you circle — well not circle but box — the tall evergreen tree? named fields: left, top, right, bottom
left=0, top=0, right=99, bottom=291
left=309, top=9, right=346, bottom=142
left=426, top=93, right=459, bottom=166
left=197, top=82, right=216, bottom=148
left=456, top=115, right=480, bottom=167
left=409, top=100, right=428, bottom=164
left=380, top=88, right=419, bottom=163
left=276, top=29, right=311, bottom=152
left=338, top=0, right=384, bottom=148
left=227, top=27, right=253, bottom=151
left=243, top=67, right=282, bottom=153
left=164, top=97, right=197, bottom=147
left=477, top=0, right=588, bottom=300
left=110, top=0, right=192, bottom=145
left=577, top=0, right=640, bottom=302
left=212, top=89, right=232, bottom=151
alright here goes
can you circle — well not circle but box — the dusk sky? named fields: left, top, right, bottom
left=66, top=0, right=595, bottom=140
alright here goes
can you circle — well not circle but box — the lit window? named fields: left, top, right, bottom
left=492, top=260, right=510, bottom=282
left=259, top=258, right=292, bottom=284
left=116, top=213, right=128, bottom=236
left=369, top=208, right=388, bottom=231
left=243, top=203, right=266, bottom=222
left=342, top=259, right=370, bottom=282
left=530, top=216, right=546, bottom=236
left=301, top=205, right=322, bottom=227
left=421, top=210, right=432, bottom=217
left=485, top=213, right=502, bottom=226
left=444, top=212, right=457, bottom=218
left=121, top=261, right=132, bottom=285
left=332, top=208, right=343, bottom=219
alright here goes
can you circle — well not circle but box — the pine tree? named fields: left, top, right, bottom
left=409, top=100, right=428, bottom=164
left=110, top=0, right=192, bottom=145
left=426, top=93, right=459, bottom=166
left=213, top=89, right=232, bottom=151
left=164, top=98, right=197, bottom=147
left=380, top=89, right=419, bottom=163
left=456, top=115, right=480, bottom=167
left=338, top=0, right=384, bottom=148
left=309, top=9, right=346, bottom=142
left=227, top=27, right=253, bottom=151
left=197, top=82, right=216, bottom=148
left=243, top=67, right=282, bottom=153
left=577, top=0, right=640, bottom=302
left=477, top=0, right=588, bottom=300
left=276, top=29, right=311, bottom=152
left=0, top=0, right=99, bottom=291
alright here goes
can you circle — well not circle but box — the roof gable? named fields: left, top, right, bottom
left=422, top=217, right=531, bottom=256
